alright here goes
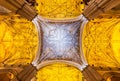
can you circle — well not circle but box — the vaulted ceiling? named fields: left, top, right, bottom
left=0, top=0, right=120, bottom=81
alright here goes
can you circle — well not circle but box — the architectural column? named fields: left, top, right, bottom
left=0, top=0, right=37, bottom=20
left=83, top=0, right=120, bottom=20
left=82, top=65, right=105, bottom=81
left=16, top=64, right=37, bottom=81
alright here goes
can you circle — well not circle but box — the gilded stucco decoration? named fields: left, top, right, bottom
left=0, top=15, right=38, bottom=66
left=36, top=63, right=83, bottom=81
left=82, top=17, right=120, bottom=68
left=36, top=0, right=84, bottom=19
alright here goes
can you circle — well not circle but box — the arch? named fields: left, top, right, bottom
left=36, top=60, right=88, bottom=71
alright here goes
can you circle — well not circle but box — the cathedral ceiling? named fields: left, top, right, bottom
left=0, top=0, right=120, bottom=81
left=0, top=0, right=119, bottom=69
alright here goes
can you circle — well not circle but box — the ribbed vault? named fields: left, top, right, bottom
left=0, top=0, right=119, bottom=81
left=0, top=15, right=38, bottom=66
left=83, top=16, right=120, bottom=68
